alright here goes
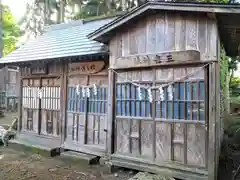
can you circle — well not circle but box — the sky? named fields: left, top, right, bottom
left=2, top=0, right=240, bottom=77
left=2, top=0, right=29, bottom=21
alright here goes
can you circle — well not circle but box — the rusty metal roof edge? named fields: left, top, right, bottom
left=88, top=1, right=240, bottom=41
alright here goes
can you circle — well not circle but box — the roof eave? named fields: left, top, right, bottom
left=88, top=2, right=240, bottom=42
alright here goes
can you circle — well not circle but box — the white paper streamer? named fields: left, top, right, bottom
left=82, top=87, right=86, bottom=97
left=93, top=84, right=97, bottom=96
left=38, top=88, right=43, bottom=99
left=138, top=87, right=142, bottom=100
left=167, top=85, right=173, bottom=100
left=148, top=88, right=153, bottom=103
left=86, top=87, right=90, bottom=98
left=75, top=84, right=80, bottom=95
left=159, top=87, right=164, bottom=102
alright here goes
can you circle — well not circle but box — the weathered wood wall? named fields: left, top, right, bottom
left=110, top=12, right=218, bottom=69
left=63, top=61, right=109, bottom=156
left=115, top=66, right=206, bottom=166
left=20, top=62, right=62, bottom=142
left=107, top=11, right=221, bottom=180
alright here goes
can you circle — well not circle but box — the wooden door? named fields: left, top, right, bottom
left=40, top=77, right=61, bottom=137
left=22, top=78, right=41, bottom=133
left=64, top=74, right=108, bottom=155
left=21, top=77, right=61, bottom=137
left=87, top=75, right=108, bottom=148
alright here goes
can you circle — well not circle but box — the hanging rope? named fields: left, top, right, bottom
left=110, top=63, right=210, bottom=90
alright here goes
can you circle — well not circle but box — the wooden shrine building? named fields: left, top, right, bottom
left=1, top=2, right=240, bottom=180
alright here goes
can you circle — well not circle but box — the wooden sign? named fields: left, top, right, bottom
left=68, top=61, right=105, bottom=75
left=113, top=50, right=200, bottom=69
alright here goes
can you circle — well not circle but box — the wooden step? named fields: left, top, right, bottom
left=59, top=151, right=99, bottom=165
left=8, top=139, right=61, bottom=157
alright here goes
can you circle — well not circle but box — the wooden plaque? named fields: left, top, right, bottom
left=113, top=50, right=201, bottom=69
left=68, top=61, right=105, bottom=75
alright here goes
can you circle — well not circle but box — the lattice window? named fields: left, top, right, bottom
left=22, top=87, right=39, bottom=109
left=155, top=81, right=205, bottom=121
left=27, top=109, right=33, bottom=131
left=41, top=87, right=60, bottom=110
left=88, top=87, right=107, bottom=114
left=116, top=83, right=152, bottom=117
left=41, top=85, right=61, bottom=136
left=116, top=81, right=205, bottom=121
left=67, top=87, right=85, bottom=112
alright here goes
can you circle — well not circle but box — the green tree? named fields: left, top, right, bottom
left=2, top=5, right=21, bottom=56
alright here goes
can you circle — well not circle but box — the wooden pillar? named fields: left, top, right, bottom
left=60, top=61, right=68, bottom=146
left=17, top=70, right=23, bottom=134
left=106, top=69, right=115, bottom=157
left=4, top=66, right=8, bottom=109
left=208, top=62, right=217, bottom=180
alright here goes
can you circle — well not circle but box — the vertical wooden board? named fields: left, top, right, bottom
left=77, top=113, right=85, bottom=144
left=122, top=30, right=130, bottom=56
left=141, top=70, right=154, bottom=82
left=88, top=75, right=108, bottom=86
left=99, top=115, right=106, bottom=146
left=116, top=72, right=127, bottom=83
left=130, top=120, right=140, bottom=155
left=141, top=121, right=153, bottom=158
left=155, top=122, right=171, bottom=162
left=173, top=67, right=186, bottom=81
left=187, top=123, right=206, bottom=167
left=33, top=79, right=40, bottom=86
left=175, top=15, right=186, bottom=51
left=164, top=13, right=175, bottom=51
left=66, top=113, right=73, bottom=142
left=131, top=71, right=142, bottom=82
left=87, top=114, right=94, bottom=144
left=156, top=68, right=174, bottom=82
left=129, top=25, right=138, bottom=55
left=207, top=20, right=217, bottom=61
left=187, top=67, right=204, bottom=80
left=22, top=109, right=27, bottom=130
left=93, top=115, right=100, bottom=145
left=137, top=18, right=146, bottom=54
left=186, top=18, right=198, bottom=50
left=156, top=13, right=165, bottom=52
left=109, top=37, right=118, bottom=68
left=116, top=118, right=130, bottom=154
left=173, top=123, right=184, bottom=163
left=53, top=111, right=60, bottom=136
left=198, top=18, right=207, bottom=61
left=33, top=110, right=39, bottom=133
left=146, top=15, right=156, bottom=53
left=41, top=110, right=47, bottom=135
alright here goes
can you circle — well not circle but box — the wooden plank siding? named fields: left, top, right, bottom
left=18, top=62, right=63, bottom=148
left=109, top=12, right=218, bottom=69
left=62, top=62, right=109, bottom=156
left=107, top=11, right=220, bottom=180
left=114, top=67, right=206, bottom=165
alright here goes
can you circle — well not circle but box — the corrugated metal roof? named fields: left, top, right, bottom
left=0, top=18, right=115, bottom=64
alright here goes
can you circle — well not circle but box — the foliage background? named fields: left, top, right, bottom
left=2, top=5, right=21, bottom=56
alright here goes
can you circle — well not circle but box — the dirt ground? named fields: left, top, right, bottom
left=0, top=147, right=134, bottom=180
left=0, top=112, right=134, bottom=180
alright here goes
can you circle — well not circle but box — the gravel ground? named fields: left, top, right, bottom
left=0, top=147, right=134, bottom=180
